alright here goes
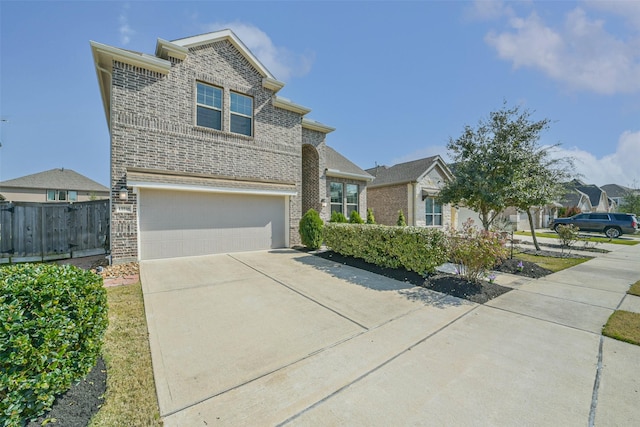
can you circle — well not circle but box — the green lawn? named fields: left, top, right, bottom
left=89, top=283, right=162, bottom=426
left=513, top=251, right=590, bottom=272
left=603, top=310, right=640, bottom=346
left=628, top=280, right=640, bottom=297
left=515, top=231, right=640, bottom=246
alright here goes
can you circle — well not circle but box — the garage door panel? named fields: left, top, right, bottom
left=139, top=189, right=286, bottom=260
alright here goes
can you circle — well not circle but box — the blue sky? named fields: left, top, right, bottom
left=1, top=0, right=639, bottom=188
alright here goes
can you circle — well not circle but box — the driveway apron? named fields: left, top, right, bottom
left=140, top=245, right=640, bottom=426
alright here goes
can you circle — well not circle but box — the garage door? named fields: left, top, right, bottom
left=138, top=189, right=287, bottom=260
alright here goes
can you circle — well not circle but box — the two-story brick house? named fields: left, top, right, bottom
left=91, top=30, right=371, bottom=262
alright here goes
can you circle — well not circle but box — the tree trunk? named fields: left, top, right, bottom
left=527, top=209, right=540, bottom=251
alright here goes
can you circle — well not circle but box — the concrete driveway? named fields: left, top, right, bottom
left=140, top=246, right=640, bottom=426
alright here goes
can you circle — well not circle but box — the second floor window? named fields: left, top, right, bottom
left=196, top=82, right=222, bottom=130
left=230, top=92, right=253, bottom=136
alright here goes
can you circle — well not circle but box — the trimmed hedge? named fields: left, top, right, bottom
left=299, top=208, right=324, bottom=250
left=323, top=223, right=448, bottom=275
left=0, top=264, right=108, bottom=425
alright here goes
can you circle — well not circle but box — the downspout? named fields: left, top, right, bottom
left=96, top=65, right=114, bottom=264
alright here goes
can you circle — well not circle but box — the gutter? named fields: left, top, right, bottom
left=325, top=168, right=374, bottom=182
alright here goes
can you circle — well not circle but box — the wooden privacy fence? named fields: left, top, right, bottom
left=0, top=199, right=109, bottom=263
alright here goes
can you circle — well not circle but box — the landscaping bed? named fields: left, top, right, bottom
left=313, top=250, right=551, bottom=304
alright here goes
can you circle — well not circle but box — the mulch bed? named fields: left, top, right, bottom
left=26, top=358, right=107, bottom=427
left=313, top=250, right=552, bottom=304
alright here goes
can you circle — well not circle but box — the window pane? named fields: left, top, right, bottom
left=197, top=106, right=222, bottom=130
left=346, top=184, right=358, bottom=204
left=197, top=83, right=221, bottom=109
left=346, top=205, right=357, bottom=217
left=425, top=197, right=433, bottom=212
left=330, top=182, right=343, bottom=203
left=433, top=200, right=442, bottom=213
left=231, top=92, right=253, bottom=116
left=434, top=215, right=442, bottom=226
left=331, top=205, right=343, bottom=214
left=47, top=190, right=56, bottom=201
left=230, top=114, right=252, bottom=136
left=68, top=191, right=77, bottom=201
left=58, top=190, right=66, bottom=201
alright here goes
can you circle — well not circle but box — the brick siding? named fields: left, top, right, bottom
left=367, top=184, right=408, bottom=226
left=109, top=40, right=312, bottom=262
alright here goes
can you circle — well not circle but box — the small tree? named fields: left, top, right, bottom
left=349, top=210, right=364, bottom=224
left=366, top=208, right=376, bottom=224
left=555, top=224, right=580, bottom=256
left=299, top=209, right=323, bottom=249
left=397, top=210, right=407, bottom=226
left=330, top=211, right=348, bottom=223
left=619, top=189, right=640, bottom=216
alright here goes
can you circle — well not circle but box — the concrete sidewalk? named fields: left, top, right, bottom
left=140, top=243, right=640, bottom=426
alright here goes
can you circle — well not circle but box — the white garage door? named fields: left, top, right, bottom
left=139, top=189, right=287, bottom=260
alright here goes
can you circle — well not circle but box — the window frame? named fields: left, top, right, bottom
left=425, top=196, right=443, bottom=227
left=345, top=183, right=359, bottom=216
left=230, top=91, right=254, bottom=137
left=330, top=182, right=344, bottom=214
left=196, top=82, right=223, bottom=131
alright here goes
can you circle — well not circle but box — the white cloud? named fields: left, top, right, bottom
left=204, top=22, right=314, bottom=81
left=551, top=130, right=640, bottom=187
left=484, top=6, right=640, bottom=94
left=119, top=4, right=135, bottom=46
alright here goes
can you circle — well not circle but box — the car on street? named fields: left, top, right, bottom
left=549, top=213, right=638, bottom=238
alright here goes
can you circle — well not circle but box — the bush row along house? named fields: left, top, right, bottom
left=89, top=29, right=630, bottom=263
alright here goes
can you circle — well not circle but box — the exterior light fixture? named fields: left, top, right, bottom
left=321, top=198, right=327, bottom=208
left=119, top=186, right=128, bottom=201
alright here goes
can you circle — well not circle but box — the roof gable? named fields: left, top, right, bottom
left=325, top=147, right=373, bottom=182
left=0, top=169, right=109, bottom=192
left=366, top=155, right=453, bottom=188
left=601, top=184, right=631, bottom=198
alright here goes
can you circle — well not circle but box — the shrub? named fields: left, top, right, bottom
left=323, top=223, right=448, bottom=275
left=0, top=264, right=108, bottom=425
left=349, top=210, right=364, bottom=224
left=558, top=206, right=581, bottom=218
left=299, top=209, right=324, bottom=249
left=447, top=219, right=508, bottom=283
left=556, top=224, right=580, bottom=255
left=366, top=208, right=376, bottom=224
left=397, top=210, right=407, bottom=227
left=330, top=211, right=348, bottom=223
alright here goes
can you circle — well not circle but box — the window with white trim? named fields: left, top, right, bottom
left=230, top=92, right=253, bottom=136
left=330, top=182, right=343, bottom=214
left=196, top=82, right=222, bottom=130
left=47, top=190, right=77, bottom=202
left=345, top=184, right=359, bottom=216
left=425, top=197, right=442, bottom=226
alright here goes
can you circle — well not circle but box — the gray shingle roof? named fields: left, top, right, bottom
left=325, top=146, right=372, bottom=180
left=574, top=184, right=603, bottom=207
left=365, top=156, right=440, bottom=187
left=601, top=184, right=631, bottom=198
left=0, top=169, right=109, bottom=192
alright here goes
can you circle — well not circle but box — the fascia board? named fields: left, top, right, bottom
left=155, top=38, right=189, bottom=60
left=263, top=77, right=285, bottom=93
left=326, top=169, right=374, bottom=182
left=302, top=118, right=335, bottom=134
left=90, top=41, right=172, bottom=74
left=273, top=96, right=311, bottom=115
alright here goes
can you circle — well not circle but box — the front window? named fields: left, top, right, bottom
left=57, top=190, right=67, bottom=201
left=346, top=184, right=359, bottom=216
left=230, top=92, right=253, bottom=136
left=330, top=182, right=343, bottom=214
left=68, top=191, right=77, bottom=202
left=47, top=190, right=56, bottom=201
left=425, top=197, right=442, bottom=226
left=196, top=82, right=222, bottom=130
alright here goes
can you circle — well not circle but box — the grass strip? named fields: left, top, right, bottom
left=89, top=283, right=162, bottom=426
left=515, top=231, right=639, bottom=245
left=602, top=310, right=640, bottom=346
left=628, top=280, right=640, bottom=297
left=513, top=252, right=590, bottom=273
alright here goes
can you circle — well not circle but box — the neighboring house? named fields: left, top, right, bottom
left=560, top=180, right=612, bottom=213
left=365, top=156, right=455, bottom=228
left=0, top=168, right=109, bottom=203
left=91, top=30, right=370, bottom=263
left=601, top=184, right=633, bottom=210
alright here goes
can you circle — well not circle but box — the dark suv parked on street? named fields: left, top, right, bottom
left=549, top=213, right=638, bottom=238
